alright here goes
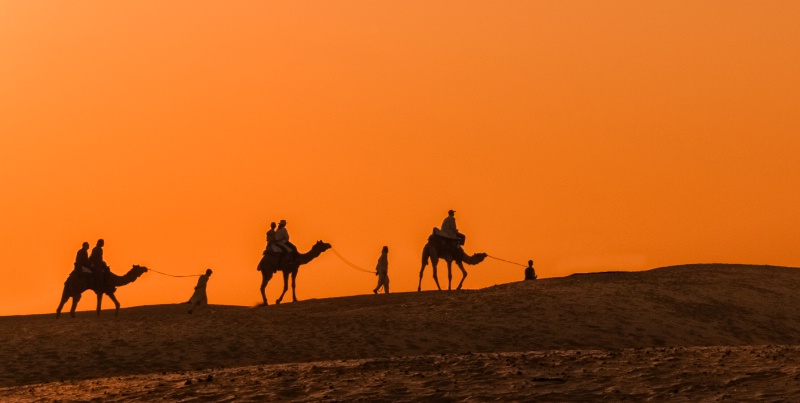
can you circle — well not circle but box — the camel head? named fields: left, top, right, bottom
left=108, top=264, right=149, bottom=287
left=298, top=241, right=332, bottom=264
left=464, top=252, right=488, bottom=265
left=313, top=240, right=332, bottom=253
left=131, top=264, right=149, bottom=276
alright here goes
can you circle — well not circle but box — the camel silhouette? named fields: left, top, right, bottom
left=418, top=234, right=487, bottom=291
left=56, top=265, right=148, bottom=318
left=257, top=240, right=331, bottom=305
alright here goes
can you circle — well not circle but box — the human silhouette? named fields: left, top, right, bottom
left=188, top=268, right=213, bottom=314
left=525, top=260, right=537, bottom=281
left=89, top=239, right=109, bottom=291
left=440, top=209, right=466, bottom=246
left=373, top=246, right=390, bottom=294
left=273, top=219, right=298, bottom=257
left=73, top=242, right=91, bottom=275
left=273, top=220, right=300, bottom=268
left=264, top=222, right=277, bottom=257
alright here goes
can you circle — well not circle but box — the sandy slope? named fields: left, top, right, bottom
left=3, top=264, right=800, bottom=400
left=6, top=347, right=800, bottom=401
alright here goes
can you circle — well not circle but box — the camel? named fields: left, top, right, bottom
left=56, top=265, right=148, bottom=319
left=418, top=234, right=487, bottom=291
left=257, top=240, right=332, bottom=305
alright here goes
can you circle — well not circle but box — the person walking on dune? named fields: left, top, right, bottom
left=188, top=268, right=213, bottom=314
left=373, top=246, right=390, bottom=294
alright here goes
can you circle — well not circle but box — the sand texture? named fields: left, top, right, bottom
left=3, top=264, right=800, bottom=401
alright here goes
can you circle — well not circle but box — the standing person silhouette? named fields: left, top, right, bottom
left=373, top=246, right=390, bottom=294
left=189, top=268, right=213, bottom=314
left=524, top=260, right=537, bottom=281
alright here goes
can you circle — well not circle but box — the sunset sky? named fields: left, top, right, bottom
left=1, top=2, right=798, bottom=316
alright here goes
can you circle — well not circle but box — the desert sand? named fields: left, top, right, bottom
left=3, top=264, right=800, bottom=401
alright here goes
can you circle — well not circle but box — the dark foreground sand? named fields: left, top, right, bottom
left=3, top=264, right=800, bottom=401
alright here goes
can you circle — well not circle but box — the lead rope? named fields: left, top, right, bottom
left=486, top=254, right=528, bottom=267
left=331, top=248, right=374, bottom=275
left=147, top=268, right=202, bottom=278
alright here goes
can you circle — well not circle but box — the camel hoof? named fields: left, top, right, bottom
left=276, top=300, right=282, bottom=305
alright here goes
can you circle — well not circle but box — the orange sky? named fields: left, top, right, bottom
left=1, top=1, right=799, bottom=316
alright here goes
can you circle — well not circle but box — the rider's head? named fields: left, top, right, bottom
left=279, top=219, right=287, bottom=227
left=206, top=268, right=213, bottom=276
left=448, top=209, right=455, bottom=216
left=82, top=242, right=90, bottom=249
left=96, top=239, right=104, bottom=247
left=270, top=222, right=276, bottom=229
left=528, top=260, right=533, bottom=267
left=382, top=246, right=389, bottom=254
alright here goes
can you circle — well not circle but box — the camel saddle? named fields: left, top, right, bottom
left=432, top=227, right=466, bottom=246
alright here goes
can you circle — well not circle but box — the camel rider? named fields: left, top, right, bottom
left=74, top=242, right=91, bottom=275
left=264, top=222, right=276, bottom=255
left=272, top=219, right=298, bottom=255
left=89, top=239, right=109, bottom=290
left=441, top=210, right=466, bottom=246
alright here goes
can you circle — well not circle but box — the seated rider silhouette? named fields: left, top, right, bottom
left=271, top=220, right=299, bottom=264
left=74, top=241, right=92, bottom=276
left=438, top=209, right=466, bottom=248
left=89, top=239, right=109, bottom=291
left=263, top=222, right=276, bottom=256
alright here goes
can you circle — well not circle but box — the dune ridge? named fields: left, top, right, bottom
left=3, top=264, right=800, bottom=400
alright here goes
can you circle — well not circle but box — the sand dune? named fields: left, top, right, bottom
left=3, top=264, right=800, bottom=400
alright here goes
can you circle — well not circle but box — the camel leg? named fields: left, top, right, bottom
left=447, top=260, right=453, bottom=291
left=429, top=246, right=442, bottom=291
left=418, top=261, right=427, bottom=292
left=455, top=261, right=468, bottom=290
left=70, top=295, right=80, bottom=318
left=276, top=271, right=290, bottom=304
left=56, top=287, right=70, bottom=319
left=107, top=293, right=121, bottom=316
left=96, top=292, right=103, bottom=316
left=290, top=271, right=298, bottom=302
left=259, top=272, right=270, bottom=306
left=431, top=259, right=442, bottom=291
left=419, top=245, right=430, bottom=292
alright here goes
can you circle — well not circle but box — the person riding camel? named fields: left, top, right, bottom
left=74, top=242, right=92, bottom=275
left=440, top=210, right=466, bottom=246
left=264, top=222, right=276, bottom=256
left=272, top=219, right=299, bottom=258
left=89, top=239, right=109, bottom=291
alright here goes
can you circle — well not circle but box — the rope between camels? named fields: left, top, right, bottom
left=148, top=268, right=202, bottom=278
left=486, top=254, right=527, bottom=268
left=331, top=248, right=374, bottom=274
